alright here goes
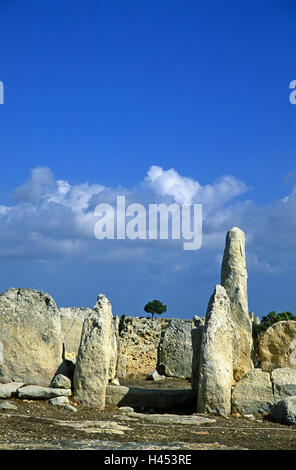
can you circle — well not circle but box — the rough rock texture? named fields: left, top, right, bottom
left=271, top=368, right=296, bottom=400
left=0, top=288, right=63, bottom=386
left=221, top=227, right=253, bottom=382
left=73, top=294, right=113, bottom=409
left=0, top=401, right=17, bottom=411
left=0, top=382, right=24, bottom=399
left=18, top=385, right=71, bottom=399
left=50, top=374, right=71, bottom=390
left=109, top=315, right=119, bottom=380
left=49, top=396, right=70, bottom=406
left=117, top=317, right=162, bottom=377
left=59, top=307, right=92, bottom=357
left=259, top=321, right=296, bottom=372
left=158, top=319, right=193, bottom=379
left=191, top=316, right=205, bottom=392
left=270, top=397, right=296, bottom=425
left=197, top=285, right=234, bottom=417
left=231, top=369, right=274, bottom=414
left=116, top=354, right=127, bottom=379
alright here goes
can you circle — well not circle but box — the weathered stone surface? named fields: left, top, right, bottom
left=119, top=412, right=216, bottom=425
left=59, top=307, right=92, bottom=357
left=18, top=385, right=71, bottom=399
left=73, top=294, right=113, bottom=409
left=259, top=321, right=296, bottom=372
left=109, top=316, right=119, bottom=380
left=270, top=397, right=296, bottom=425
left=49, top=396, right=69, bottom=406
left=117, top=316, right=162, bottom=377
left=158, top=319, right=193, bottom=379
left=0, top=288, right=63, bottom=386
left=198, top=285, right=234, bottom=417
left=221, top=227, right=253, bottom=382
left=0, top=400, right=17, bottom=411
left=64, top=404, right=77, bottom=413
left=105, top=385, right=129, bottom=406
left=231, top=369, right=274, bottom=414
left=147, top=369, right=164, bottom=381
left=0, top=382, right=24, bottom=399
left=51, top=374, right=71, bottom=389
left=191, top=316, right=204, bottom=392
left=116, top=354, right=127, bottom=379
left=271, top=368, right=296, bottom=400
left=118, top=406, right=134, bottom=413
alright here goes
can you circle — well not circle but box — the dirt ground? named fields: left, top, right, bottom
left=0, top=378, right=295, bottom=451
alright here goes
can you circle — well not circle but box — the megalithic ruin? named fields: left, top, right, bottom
left=221, top=227, right=253, bottom=382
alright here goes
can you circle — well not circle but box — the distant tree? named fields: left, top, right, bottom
left=144, top=299, right=167, bottom=319
left=253, top=310, right=296, bottom=338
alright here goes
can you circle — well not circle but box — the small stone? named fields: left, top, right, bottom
left=49, top=396, right=69, bottom=406
left=147, top=370, right=162, bottom=381
left=64, top=404, right=77, bottom=412
left=50, top=374, right=71, bottom=389
left=0, top=400, right=17, bottom=411
left=110, top=378, right=120, bottom=386
left=0, top=382, right=24, bottom=399
left=118, top=406, right=134, bottom=413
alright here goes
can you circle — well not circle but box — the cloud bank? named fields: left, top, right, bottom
left=0, top=165, right=295, bottom=315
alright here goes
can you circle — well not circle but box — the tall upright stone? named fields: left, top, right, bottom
left=0, top=288, right=63, bottom=386
left=221, top=227, right=253, bottom=382
left=197, top=285, right=234, bottom=416
left=73, top=294, right=113, bottom=409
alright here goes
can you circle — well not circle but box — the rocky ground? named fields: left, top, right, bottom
left=0, top=378, right=295, bottom=451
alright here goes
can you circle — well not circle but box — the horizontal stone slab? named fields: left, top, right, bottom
left=18, top=385, right=72, bottom=399
left=0, top=382, right=24, bottom=399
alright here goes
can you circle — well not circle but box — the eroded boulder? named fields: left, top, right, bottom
left=259, top=321, right=296, bottom=372
left=231, top=369, right=274, bottom=415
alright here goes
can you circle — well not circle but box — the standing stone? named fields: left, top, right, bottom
left=117, top=316, right=162, bottom=377
left=59, top=307, right=93, bottom=357
left=191, top=316, right=204, bottom=392
left=108, top=315, right=119, bottom=380
left=221, top=227, right=253, bottom=382
left=198, top=285, right=234, bottom=416
left=0, top=288, right=63, bottom=386
left=158, top=319, right=193, bottom=379
left=259, top=321, right=296, bottom=372
left=73, top=294, right=113, bottom=409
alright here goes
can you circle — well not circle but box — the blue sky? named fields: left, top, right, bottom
left=0, top=0, right=295, bottom=318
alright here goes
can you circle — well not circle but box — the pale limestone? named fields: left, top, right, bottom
left=73, top=294, right=113, bottom=409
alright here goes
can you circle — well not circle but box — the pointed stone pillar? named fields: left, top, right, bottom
left=221, top=227, right=253, bottom=382
left=197, top=285, right=234, bottom=417
left=73, top=294, right=113, bottom=409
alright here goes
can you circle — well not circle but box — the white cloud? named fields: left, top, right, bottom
left=0, top=164, right=296, bottom=281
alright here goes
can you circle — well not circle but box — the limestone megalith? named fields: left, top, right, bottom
left=0, top=288, right=63, bottom=386
left=221, top=227, right=253, bottom=381
left=73, top=294, right=113, bottom=409
left=197, top=285, right=234, bottom=416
